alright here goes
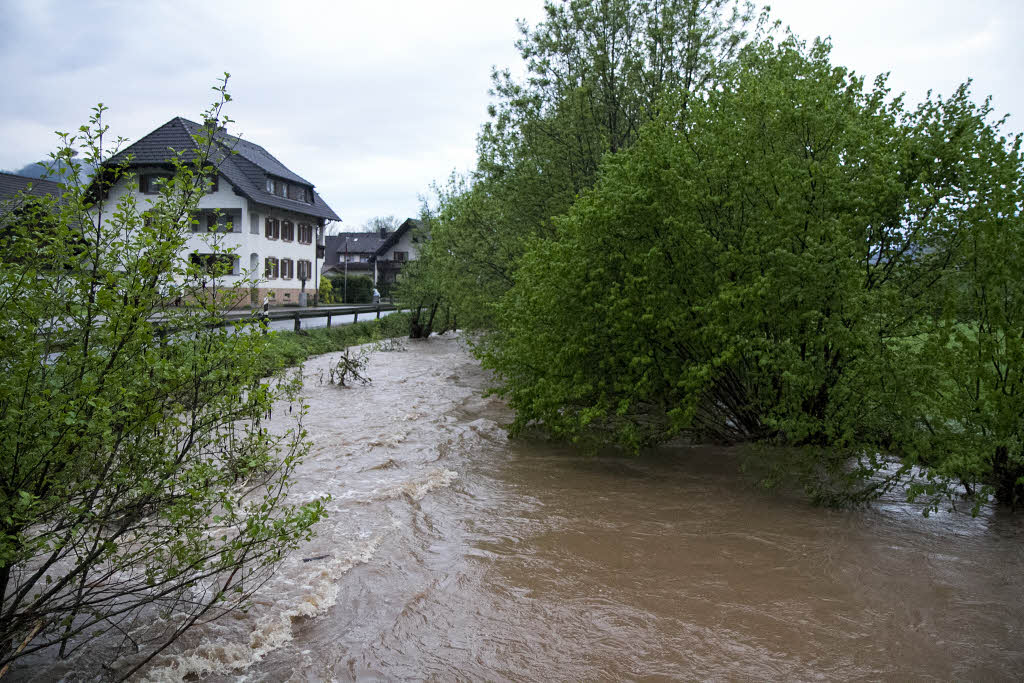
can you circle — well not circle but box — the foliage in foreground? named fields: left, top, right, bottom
left=0, top=82, right=326, bottom=676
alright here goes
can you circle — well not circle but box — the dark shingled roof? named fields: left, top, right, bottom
left=323, top=232, right=388, bottom=266
left=105, top=117, right=340, bottom=222
left=324, top=218, right=427, bottom=266
left=0, top=172, right=62, bottom=202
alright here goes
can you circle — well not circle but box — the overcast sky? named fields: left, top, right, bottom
left=2, top=1, right=1021, bottom=230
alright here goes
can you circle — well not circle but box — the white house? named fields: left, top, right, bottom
left=373, top=218, right=423, bottom=285
left=97, top=117, right=340, bottom=305
left=322, top=218, right=424, bottom=288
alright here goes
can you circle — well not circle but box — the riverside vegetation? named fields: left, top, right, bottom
left=400, top=0, right=1024, bottom=512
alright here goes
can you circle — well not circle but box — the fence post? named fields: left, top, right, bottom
left=326, top=312, right=332, bottom=329
left=262, top=297, right=269, bottom=335
left=293, top=312, right=301, bottom=332
left=376, top=305, right=381, bottom=319
left=353, top=312, right=358, bottom=323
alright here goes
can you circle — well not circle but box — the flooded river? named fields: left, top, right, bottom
left=21, top=334, right=1024, bottom=680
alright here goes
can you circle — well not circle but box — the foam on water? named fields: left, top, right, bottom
left=130, top=337, right=474, bottom=681
left=140, top=534, right=385, bottom=682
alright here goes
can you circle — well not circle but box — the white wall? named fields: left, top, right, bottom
left=381, top=230, right=419, bottom=261
left=97, top=169, right=327, bottom=294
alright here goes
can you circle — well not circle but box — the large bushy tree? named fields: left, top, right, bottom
left=0, top=80, right=325, bottom=676
left=482, top=33, right=1024, bottom=508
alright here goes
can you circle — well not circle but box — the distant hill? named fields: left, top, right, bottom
left=5, top=159, right=95, bottom=183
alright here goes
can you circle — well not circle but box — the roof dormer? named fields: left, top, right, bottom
left=265, top=176, right=313, bottom=204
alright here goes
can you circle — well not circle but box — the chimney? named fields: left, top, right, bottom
left=380, top=226, right=388, bottom=239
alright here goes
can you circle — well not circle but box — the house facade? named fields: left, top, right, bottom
left=98, top=117, right=340, bottom=305
left=322, top=218, right=423, bottom=287
left=372, top=218, right=422, bottom=286
left=322, top=230, right=387, bottom=280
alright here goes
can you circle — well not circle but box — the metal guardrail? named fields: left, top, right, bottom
left=255, top=304, right=399, bottom=332
left=209, top=303, right=399, bottom=332
left=212, top=303, right=399, bottom=332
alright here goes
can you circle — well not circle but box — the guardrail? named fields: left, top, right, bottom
left=234, top=304, right=399, bottom=332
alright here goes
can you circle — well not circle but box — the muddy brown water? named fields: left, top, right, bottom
left=17, top=334, right=1024, bottom=681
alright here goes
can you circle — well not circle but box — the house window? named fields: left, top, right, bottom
left=298, top=223, right=313, bottom=244
left=281, top=220, right=294, bottom=242
left=205, top=173, right=219, bottom=194
left=140, top=173, right=172, bottom=194
left=264, top=256, right=279, bottom=279
left=297, top=259, right=311, bottom=280
left=206, top=213, right=234, bottom=233
left=281, top=258, right=294, bottom=279
left=275, top=181, right=287, bottom=198
left=393, top=251, right=408, bottom=262
left=266, top=178, right=275, bottom=194
left=287, top=184, right=304, bottom=201
left=190, top=252, right=233, bottom=275
left=265, top=218, right=279, bottom=240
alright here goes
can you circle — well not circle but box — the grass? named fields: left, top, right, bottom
left=255, top=312, right=411, bottom=376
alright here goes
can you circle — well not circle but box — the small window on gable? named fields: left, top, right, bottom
left=140, top=173, right=172, bottom=194
left=205, top=173, right=219, bottom=194
left=266, top=178, right=275, bottom=194
left=275, top=181, right=287, bottom=198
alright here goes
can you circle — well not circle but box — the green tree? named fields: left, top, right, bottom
left=330, top=273, right=374, bottom=303
left=0, top=79, right=325, bottom=675
left=907, top=88, right=1024, bottom=508
left=410, top=0, right=752, bottom=331
left=319, top=274, right=334, bottom=303
left=393, top=219, right=458, bottom=338
left=483, top=33, right=1022, bottom=508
